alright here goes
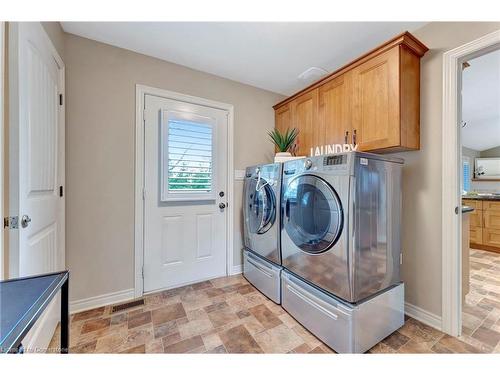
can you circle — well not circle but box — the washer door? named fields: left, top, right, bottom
left=245, top=177, right=276, bottom=234
left=283, top=175, right=343, bottom=254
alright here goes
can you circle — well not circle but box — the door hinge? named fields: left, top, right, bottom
left=142, top=266, right=144, bottom=279
left=59, top=94, right=63, bottom=106
left=142, top=188, right=146, bottom=200
left=59, top=185, right=64, bottom=197
left=4, top=216, right=19, bottom=229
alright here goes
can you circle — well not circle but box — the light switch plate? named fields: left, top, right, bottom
left=234, top=170, right=245, bottom=181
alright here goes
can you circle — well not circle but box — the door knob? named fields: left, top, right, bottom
left=219, top=203, right=226, bottom=210
left=21, top=215, right=31, bottom=228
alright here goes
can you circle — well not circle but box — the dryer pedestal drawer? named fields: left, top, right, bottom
left=243, top=250, right=282, bottom=304
left=281, top=270, right=404, bottom=353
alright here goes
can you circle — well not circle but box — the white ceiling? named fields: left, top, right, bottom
left=61, top=22, right=426, bottom=95
left=462, top=49, right=500, bottom=151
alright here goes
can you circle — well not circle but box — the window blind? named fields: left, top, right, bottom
left=167, top=119, right=213, bottom=192
left=463, top=159, right=471, bottom=192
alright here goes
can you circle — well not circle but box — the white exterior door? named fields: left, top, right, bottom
left=143, top=94, right=228, bottom=293
left=8, top=22, right=65, bottom=350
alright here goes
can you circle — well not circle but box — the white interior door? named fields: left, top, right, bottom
left=143, top=94, right=228, bottom=293
left=8, top=22, right=65, bottom=351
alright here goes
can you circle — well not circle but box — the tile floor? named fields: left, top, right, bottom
left=459, top=248, right=500, bottom=352
left=48, top=249, right=500, bottom=353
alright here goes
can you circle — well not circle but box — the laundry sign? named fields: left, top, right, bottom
left=310, top=143, right=358, bottom=157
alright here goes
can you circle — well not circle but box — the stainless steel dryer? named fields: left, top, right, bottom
left=280, top=152, right=403, bottom=303
left=243, top=163, right=283, bottom=303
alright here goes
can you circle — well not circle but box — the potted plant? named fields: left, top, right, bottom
left=268, top=128, right=301, bottom=162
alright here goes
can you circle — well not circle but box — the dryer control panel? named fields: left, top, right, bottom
left=323, top=155, right=347, bottom=166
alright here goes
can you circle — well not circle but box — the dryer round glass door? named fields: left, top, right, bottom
left=245, top=177, right=276, bottom=234
left=283, top=175, right=343, bottom=253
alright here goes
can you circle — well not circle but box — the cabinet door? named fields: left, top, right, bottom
left=484, top=210, right=500, bottom=230
left=469, top=209, right=483, bottom=228
left=319, top=72, right=352, bottom=148
left=275, top=103, right=292, bottom=134
left=291, top=89, right=318, bottom=157
left=470, top=227, right=483, bottom=245
left=275, top=103, right=292, bottom=153
left=351, top=47, right=400, bottom=151
left=483, top=201, right=500, bottom=211
left=483, top=228, right=500, bottom=247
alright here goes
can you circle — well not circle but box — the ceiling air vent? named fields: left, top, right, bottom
left=298, top=67, right=329, bottom=83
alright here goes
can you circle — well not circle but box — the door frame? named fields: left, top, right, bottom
left=441, top=29, right=500, bottom=336
left=0, top=21, right=5, bottom=280
left=134, top=84, right=235, bottom=298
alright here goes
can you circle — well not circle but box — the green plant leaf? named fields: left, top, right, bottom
left=268, top=127, right=299, bottom=152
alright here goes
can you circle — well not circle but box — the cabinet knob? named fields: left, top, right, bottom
left=353, top=129, right=357, bottom=146
left=344, top=131, right=349, bottom=144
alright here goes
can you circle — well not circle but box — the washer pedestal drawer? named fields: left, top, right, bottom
left=281, top=270, right=404, bottom=353
left=243, top=249, right=282, bottom=304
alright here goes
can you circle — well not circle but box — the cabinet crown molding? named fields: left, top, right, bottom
left=273, top=31, right=428, bottom=110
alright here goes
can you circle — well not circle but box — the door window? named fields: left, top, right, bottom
left=161, top=110, right=216, bottom=201
left=284, top=175, right=343, bottom=253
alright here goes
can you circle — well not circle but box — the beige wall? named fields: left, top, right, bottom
left=394, top=22, right=500, bottom=317
left=481, top=145, right=500, bottom=157
left=64, top=33, right=284, bottom=302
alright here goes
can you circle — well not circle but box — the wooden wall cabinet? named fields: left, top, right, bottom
left=273, top=32, right=428, bottom=156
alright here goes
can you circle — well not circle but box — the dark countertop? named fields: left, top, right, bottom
left=462, top=206, right=474, bottom=214
left=462, top=195, right=500, bottom=201
left=0, top=271, right=69, bottom=353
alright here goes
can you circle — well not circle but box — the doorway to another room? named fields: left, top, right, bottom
left=442, top=29, right=500, bottom=340
left=460, top=48, right=500, bottom=349
left=135, top=86, right=234, bottom=296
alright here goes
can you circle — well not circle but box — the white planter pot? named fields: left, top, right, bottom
left=275, top=152, right=292, bottom=158
left=274, top=152, right=305, bottom=163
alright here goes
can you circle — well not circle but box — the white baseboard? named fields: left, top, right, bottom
left=404, top=302, right=442, bottom=331
left=231, top=264, right=243, bottom=275
left=70, top=288, right=135, bottom=314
